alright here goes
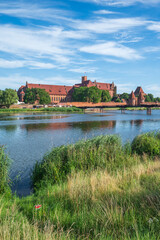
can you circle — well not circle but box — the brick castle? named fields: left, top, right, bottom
left=18, top=76, right=117, bottom=103
left=18, top=76, right=146, bottom=106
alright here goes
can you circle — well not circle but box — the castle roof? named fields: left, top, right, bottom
left=138, top=91, right=145, bottom=100
left=134, top=87, right=144, bottom=96
left=27, top=83, right=73, bottom=96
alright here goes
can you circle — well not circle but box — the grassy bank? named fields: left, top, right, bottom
left=1, top=133, right=160, bottom=239
left=0, top=107, right=83, bottom=114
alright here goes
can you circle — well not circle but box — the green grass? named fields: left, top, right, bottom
left=1, top=133, right=160, bottom=239
left=0, top=107, right=83, bottom=114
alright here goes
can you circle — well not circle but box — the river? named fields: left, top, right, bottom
left=0, top=109, right=160, bottom=196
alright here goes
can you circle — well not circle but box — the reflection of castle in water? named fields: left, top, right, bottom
left=130, top=119, right=144, bottom=127
left=21, top=120, right=116, bottom=132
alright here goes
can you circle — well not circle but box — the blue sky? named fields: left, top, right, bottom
left=0, top=0, right=160, bottom=96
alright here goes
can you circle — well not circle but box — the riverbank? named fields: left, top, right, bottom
left=1, top=133, right=160, bottom=239
left=0, top=106, right=83, bottom=114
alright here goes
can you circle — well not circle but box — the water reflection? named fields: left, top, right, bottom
left=0, top=110, right=160, bottom=196
left=21, top=120, right=116, bottom=132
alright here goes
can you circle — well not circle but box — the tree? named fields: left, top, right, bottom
left=72, top=87, right=88, bottom=102
left=145, top=95, right=151, bottom=102
left=0, top=90, right=3, bottom=105
left=37, top=89, right=51, bottom=104
left=148, top=94, right=154, bottom=102
left=24, top=88, right=51, bottom=104
left=87, top=87, right=102, bottom=103
left=120, top=93, right=129, bottom=101
left=2, top=89, right=18, bottom=108
left=101, top=90, right=111, bottom=102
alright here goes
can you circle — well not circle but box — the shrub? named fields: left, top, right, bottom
left=32, top=135, right=123, bottom=189
left=131, top=133, right=160, bottom=156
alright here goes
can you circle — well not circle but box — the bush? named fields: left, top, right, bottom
left=0, top=146, right=11, bottom=194
left=132, top=133, right=160, bottom=156
left=32, top=135, right=123, bottom=189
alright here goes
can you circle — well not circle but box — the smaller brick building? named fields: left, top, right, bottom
left=128, top=87, right=146, bottom=106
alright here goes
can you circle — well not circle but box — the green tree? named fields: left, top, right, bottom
left=2, top=89, right=18, bottom=108
left=24, top=88, right=36, bottom=104
left=145, top=95, right=151, bottom=102
left=120, top=93, right=129, bottom=101
left=24, top=88, right=51, bottom=104
left=87, top=87, right=102, bottom=103
left=148, top=94, right=154, bottom=102
left=37, top=89, right=51, bottom=104
left=101, top=90, right=111, bottom=102
left=72, top=87, right=88, bottom=102
left=0, top=90, right=3, bottom=105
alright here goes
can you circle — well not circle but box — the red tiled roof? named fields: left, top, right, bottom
left=96, top=82, right=112, bottom=90
left=27, top=83, right=73, bottom=96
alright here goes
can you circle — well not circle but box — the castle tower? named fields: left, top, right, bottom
left=129, top=91, right=136, bottom=106
left=138, top=92, right=145, bottom=105
left=82, top=76, right=87, bottom=84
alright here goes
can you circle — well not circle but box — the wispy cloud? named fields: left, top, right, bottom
left=0, top=2, right=72, bottom=23
left=147, top=22, right=160, bottom=32
left=68, top=67, right=97, bottom=73
left=116, top=83, right=135, bottom=93
left=143, top=46, right=160, bottom=52
left=93, top=9, right=117, bottom=14
left=73, top=17, right=146, bottom=34
left=0, top=24, right=91, bottom=67
left=105, top=58, right=123, bottom=63
left=0, top=58, right=57, bottom=69
left=80, top=42, right=142, bottom=60
left=78, top=0, right=160, bottom=7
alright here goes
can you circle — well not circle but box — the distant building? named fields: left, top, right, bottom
left=128, top=87, right=146, bottom=106
left=18, top=76, right=117, bottom=104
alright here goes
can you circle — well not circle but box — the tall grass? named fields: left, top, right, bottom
left=1, top=133, right=160, bottom=239
left=0, top=146, right=11, bottom=195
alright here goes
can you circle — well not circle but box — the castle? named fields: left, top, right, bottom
left=18, top=76, right=117, bottom=103
left=128, top=87, right=146, bottom=106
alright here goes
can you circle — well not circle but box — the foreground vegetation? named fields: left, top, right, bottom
left=1, top=132, right=160, bottom=239
left=0, top=106, right=83, bottom=114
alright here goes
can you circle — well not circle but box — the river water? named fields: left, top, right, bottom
left=0, top=110, right=160, bottom=196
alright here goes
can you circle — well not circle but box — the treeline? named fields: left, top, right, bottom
left=0, top=89, right=18, bottom=108
left=72, top=86, right=111, bottom=103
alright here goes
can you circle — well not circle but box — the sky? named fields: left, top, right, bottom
left=0, top=0, right=160, bottom=96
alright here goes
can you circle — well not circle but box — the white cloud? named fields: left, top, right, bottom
left=80, top=42, right=142, bottom=60
left=105, top=58, right=123, bottom=63
left=0, top=58, right=56, bottom=69
left=78, top=0, right=160, bottom=6
left=0, top=2, right=72, bottom=23
left=143, top=46, right=160, bottom=52
left=116, top=83, right=135, bottom=93
left=68, top=67, right=97, bottom=73
left=144, top=84, right=160, bottom=97
left=0, top=24, right=87, bottom=66
left=147, top=22, right=160, bottom=32
left=74, top=17, right=146, bottom=34
left=93, top=9, right=117, bottom=14
left=0, top=59, right=25, bottom=68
